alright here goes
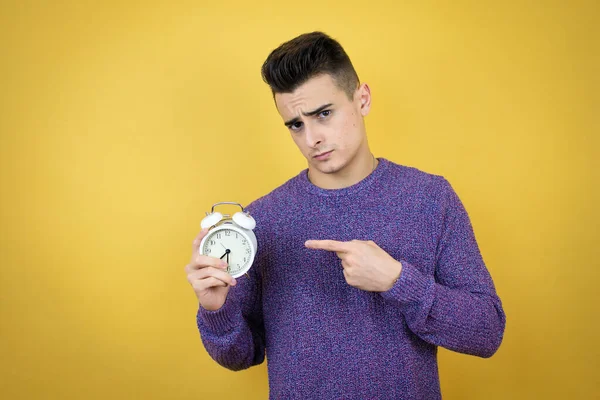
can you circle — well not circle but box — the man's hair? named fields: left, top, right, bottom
left=261, top=31, right=360, bottom=100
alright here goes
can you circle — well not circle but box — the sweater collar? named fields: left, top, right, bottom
left=297, top=158, right=389, bottom=196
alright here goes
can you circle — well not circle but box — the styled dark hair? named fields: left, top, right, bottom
left=261, top=31, right=360, bottom=100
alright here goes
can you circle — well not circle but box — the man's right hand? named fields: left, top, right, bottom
left=185, top=229, right=237, bottom=311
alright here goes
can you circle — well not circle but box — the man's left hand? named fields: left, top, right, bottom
left=305, top=239, right=402, bottom=292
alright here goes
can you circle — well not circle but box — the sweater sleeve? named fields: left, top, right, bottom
left=196, top=222, right=266, bottom=371
left=380, top=177, right=506, bottom=358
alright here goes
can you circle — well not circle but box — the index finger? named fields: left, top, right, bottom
left=305, top=239, right=349, bottom=253
left=188, top=254, right=228, bottom=271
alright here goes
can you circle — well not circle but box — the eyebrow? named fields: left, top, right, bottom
left=284, top=103, right=333, bottom=127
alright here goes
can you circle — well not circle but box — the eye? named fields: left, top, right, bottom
left=318, top=110, right=332, bottom=119
left=289, top=121, right=304, bottom=132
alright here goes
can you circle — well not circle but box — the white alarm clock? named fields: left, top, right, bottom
left=199, top=202, right=257, bottom=278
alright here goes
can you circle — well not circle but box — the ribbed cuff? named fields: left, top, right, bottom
left=197, top=296, right=241, bottom=333
left=380, top=260, right=433, bottom=304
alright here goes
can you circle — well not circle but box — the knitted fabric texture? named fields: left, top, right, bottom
left=197, top=158, right=506, bottom=399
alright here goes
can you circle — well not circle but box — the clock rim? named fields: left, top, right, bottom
left=199, top=223, right=256, bottom=278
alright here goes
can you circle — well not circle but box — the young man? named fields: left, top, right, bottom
left=185, top=32, right=506, bottom=399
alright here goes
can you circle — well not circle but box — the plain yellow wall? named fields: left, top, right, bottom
left=1, top=1, right=598, bottom=399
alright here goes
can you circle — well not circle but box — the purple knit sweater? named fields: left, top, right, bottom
left=197, top=158, right=506, bottom=399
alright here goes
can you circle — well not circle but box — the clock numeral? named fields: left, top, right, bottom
left=245, top=248, right=251, bottom=255
left=216, top=233, right=222, bottom=239
left=225, top=231, right=231, bottom=236
left=210, top=240, right=215, bottom=246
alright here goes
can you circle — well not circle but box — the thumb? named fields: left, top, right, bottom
left=192, top=228, right=210, bottom=254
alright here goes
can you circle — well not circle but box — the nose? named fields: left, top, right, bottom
left=304, top=124, right=324, bottom=148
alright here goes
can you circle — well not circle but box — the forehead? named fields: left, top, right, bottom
left=275, top=74, right=347, bottom=117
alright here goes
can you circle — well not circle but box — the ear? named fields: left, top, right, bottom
left=355, top=83, right=371, bottom=116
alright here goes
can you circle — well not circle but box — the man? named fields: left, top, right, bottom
left=185, top=31, right=506, bottom=399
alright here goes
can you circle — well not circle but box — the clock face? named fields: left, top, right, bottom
left=202, top=227, right=254, bottom=277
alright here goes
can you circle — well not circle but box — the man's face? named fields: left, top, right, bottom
left=275, top=74, right=371, bottom=178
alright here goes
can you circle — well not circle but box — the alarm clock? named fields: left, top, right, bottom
left=199, top=202, right=257, bottom=278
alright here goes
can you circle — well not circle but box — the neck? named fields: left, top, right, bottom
left=307, top=150, right=378, bottom=190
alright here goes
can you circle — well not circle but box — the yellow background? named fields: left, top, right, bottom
left=1, top=1, right=598, bottom=399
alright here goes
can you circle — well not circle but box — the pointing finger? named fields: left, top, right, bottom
left=305, top=239, right=349, bottom=253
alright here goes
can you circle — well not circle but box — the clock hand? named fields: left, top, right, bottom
left=220, top=249, right=231, bottom=262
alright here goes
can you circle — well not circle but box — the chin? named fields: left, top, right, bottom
left=313, top=159, right=346, bottom=175
left=317, top=165, right=339, bottom=175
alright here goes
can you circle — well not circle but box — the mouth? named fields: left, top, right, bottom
left=313, top=150, right=333, bottom=160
